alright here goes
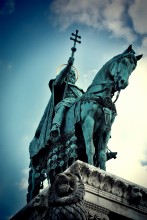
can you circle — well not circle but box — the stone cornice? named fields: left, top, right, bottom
left=11, top=160, right=147, bottom=220
left=66, top=160, right=147, bottom=212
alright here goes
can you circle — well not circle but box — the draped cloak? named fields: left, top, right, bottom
left=29, top=79, right=84, bottom=158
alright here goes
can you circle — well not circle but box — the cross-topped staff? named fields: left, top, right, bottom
left=70, top=29, right=81, bottom=58
left=63, top=30, right=81, bottom=99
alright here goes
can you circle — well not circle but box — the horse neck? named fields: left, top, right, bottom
left=86, top=63, right=114, bottom=97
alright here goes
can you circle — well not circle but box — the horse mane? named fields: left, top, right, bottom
left=91, top=53, right=122, bottom=85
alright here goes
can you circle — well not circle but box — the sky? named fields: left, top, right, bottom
left=0, top=0, right=147, bottom=219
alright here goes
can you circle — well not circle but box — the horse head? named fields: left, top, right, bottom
left=110, top=45, right=143, bottom=91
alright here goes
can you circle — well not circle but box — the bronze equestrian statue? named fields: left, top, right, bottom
left=27, top=30, right=142, bottom=202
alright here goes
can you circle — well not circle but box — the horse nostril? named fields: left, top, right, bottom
left=121, top=80, right=125, bottom=84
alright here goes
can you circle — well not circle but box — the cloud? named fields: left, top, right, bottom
left=140, top=148, right=147, bottom=167
left=22, top=135, right=31, bottom=144
left=18, top=177, right=28, bottom=190
left=16, top=168, right=48, bottom=191
left=16, top=168, right=49, bottom=195
left=50, top=0, right=136, bottom=42
left=138, top=36, right=147, bottom=57
left=0, top=0, right=15, bottom=15
left=101, top=0, right=136, bottom=42
left=16, top=169, right=29, bottom=190
left=129, top=0, right=147, bottom=35
left=77, top=69, right=98, bottom=91
left=140, top=160, right=147, bottom=167
left=40, top=179, right=49, bottom=192
left=83, top=69, right=97, bottom=81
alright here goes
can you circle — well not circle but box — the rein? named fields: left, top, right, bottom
left=86, top=53, right=135, bottom=104
left=87, top=81, right=114, bottom=93
left=87, top=81, right=120, bottom=103
left=113, top=90, right=120, bottom=103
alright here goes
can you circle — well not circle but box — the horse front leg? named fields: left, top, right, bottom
left=82, top=115, right=95, bottom=165
left=99, top=109, right=116, bottom=170
left=99, top=131, right=111, bottom=170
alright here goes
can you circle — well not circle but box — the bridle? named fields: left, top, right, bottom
left=87, top=53, right=137, bottom=104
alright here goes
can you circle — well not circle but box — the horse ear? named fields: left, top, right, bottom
left=127, top=44, right=132, bottom=51
left=136, top=54, right=143, bottom=61
left=123, top=45, right=132, bottom=54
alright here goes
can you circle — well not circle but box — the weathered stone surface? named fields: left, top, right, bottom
left=11, top=160, right=147, bottom=220
left=46, top=170, right=87, bottom=220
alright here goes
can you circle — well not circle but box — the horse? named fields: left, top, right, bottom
left=59, top=45, right=142, bottom=170
left=27, top=45, right=142, bottom=202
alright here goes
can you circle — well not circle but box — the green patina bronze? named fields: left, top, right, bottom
left=27, top=31, right=142, bottom=203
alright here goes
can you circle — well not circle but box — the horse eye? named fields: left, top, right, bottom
left=122, top=59, right=128, bottom=66
left=122, top=59, right=126, bottom=64
left=132, top=66, right=135, bottom=70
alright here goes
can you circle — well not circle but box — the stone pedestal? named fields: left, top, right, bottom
left=11, top=160, right=147, bottom=220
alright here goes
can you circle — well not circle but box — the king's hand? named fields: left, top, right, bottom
left=68, top=57, right=74, bottom=67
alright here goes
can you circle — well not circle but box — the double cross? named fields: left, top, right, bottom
left=70, top=30, right=81, bottom=58
left=63, top=30, right=81, bottom=99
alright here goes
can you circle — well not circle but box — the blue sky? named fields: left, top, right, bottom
left=0, top=0, right=147, bottom=219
